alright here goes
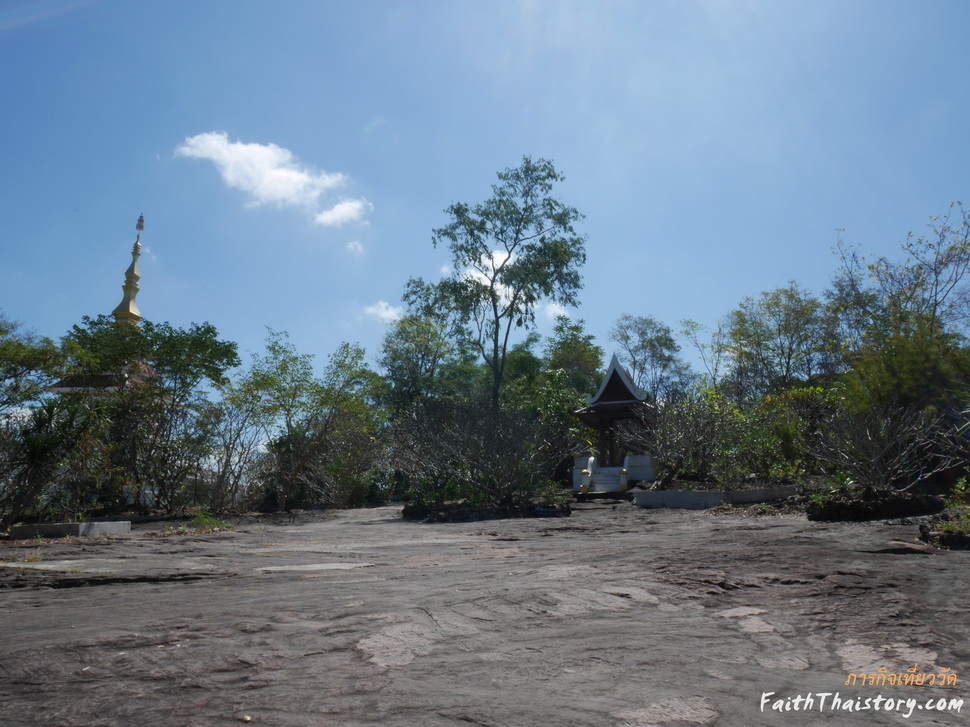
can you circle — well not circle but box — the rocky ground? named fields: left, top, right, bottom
left=0, top=502, right=968, bottom=726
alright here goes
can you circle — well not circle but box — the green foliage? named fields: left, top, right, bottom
left=0, top=311, right=64, bottom=414
left=504, top=367, right=592, bottom=466
left=723, top=281, right=835, bottom=400
left=12, top=201, right=970, bottom=523
left=944, top=477, right=969, bottom=510
left=825, top=206, right=970, bottom=415
left=0, top=398, right=93, bottom=527
left=249, top=335, right=388, bottom=511
left=64, top=316, right=239, bottom=403
left=839, top=317, right=969, bottom=413
left=825, top=237, right=885, bottom=360
left=505, top=333, right=543, bottom=387
left=378, top=314, right=455, bottom=410
left=807, top=489, right=839, bottom=510
left=869, top=203, right=970, bottom=337
left=933, top=516, right=970, bottom=536
left=48, top=316, right=241, bottom=514
left=656, top=207, right=970, bottom=498
left=544, top=316, right=603, bottom=397
left=245, top=328, right=318, bottom=431
left=190, top=511, right=235, bottom=532
left=644, top=386, right=816, bottom=487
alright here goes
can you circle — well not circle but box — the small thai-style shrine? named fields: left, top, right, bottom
left=572, top=354, right=655, bottom=494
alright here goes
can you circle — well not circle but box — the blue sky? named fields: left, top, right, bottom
left=2, top=0, right=969, bottom=376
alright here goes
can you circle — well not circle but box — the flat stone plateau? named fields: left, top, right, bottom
left=0, top=504, right=967, bottom=726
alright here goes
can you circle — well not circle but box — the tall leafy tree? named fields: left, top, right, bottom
left=312, top=342, right=388, bottom=506
left=243, top=329, right=320, bottom=511
left=723, top=282, right=834, bottom=400
left=406, top=156, right=587, bottom=405
left=245, top=328, right=318, bottom=439
left=824, top=237, right=885, bottom=363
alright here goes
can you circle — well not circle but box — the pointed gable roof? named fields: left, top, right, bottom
left=573, top=354, right=650, bottom=429
left=587, top=353, right=646, bottom=406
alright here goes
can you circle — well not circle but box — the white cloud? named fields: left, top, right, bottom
left=175, top=131, right=371, bottom=225
left=543, top=301, right=570, bottom=320
left=346, top=240, right=364, bottom=257
left=315, top=199, right=373, bottom=227
left=364, top=300, right=403, bottom=323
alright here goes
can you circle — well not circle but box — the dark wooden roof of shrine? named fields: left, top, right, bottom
left=573, top=354, right=650, bottom=426
left=49, top=361, right=159, bottom=394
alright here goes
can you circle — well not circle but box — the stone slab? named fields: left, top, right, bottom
left=256, top=563, right=374, bottom=572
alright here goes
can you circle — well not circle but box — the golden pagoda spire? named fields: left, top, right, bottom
left=111, top=214, right=144, bottom=326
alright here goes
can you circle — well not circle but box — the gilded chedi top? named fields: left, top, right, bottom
left=111, top=214, right=144, bottom=326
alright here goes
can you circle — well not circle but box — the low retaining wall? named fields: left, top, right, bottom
left=635, top=485, right=799, bottom=510
left=9, top=522, right=131, bottom=539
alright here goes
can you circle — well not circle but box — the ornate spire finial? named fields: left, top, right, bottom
left=112, top=215, right=144, bottom=326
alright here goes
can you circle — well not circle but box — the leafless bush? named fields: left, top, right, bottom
left=620, top=393, right=743, bottom=487
left=391, top=398, right=580, bottom=508
left=192, top=398, right=266, bottom=513
left=807, top=405, right=961, bottom=493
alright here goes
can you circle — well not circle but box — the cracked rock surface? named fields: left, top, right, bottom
left=1, top=504, right=968, bottom=726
